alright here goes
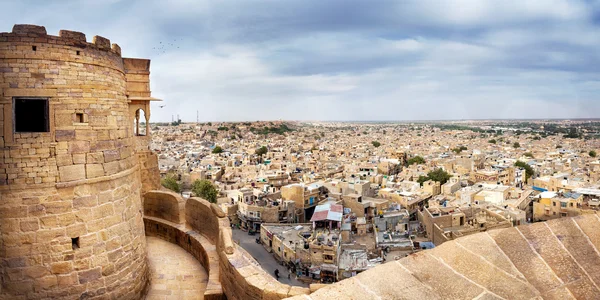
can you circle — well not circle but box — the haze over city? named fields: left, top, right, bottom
left=3, top=0, right=600, bottom=122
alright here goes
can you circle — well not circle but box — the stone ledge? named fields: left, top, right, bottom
left=55, top=164, right=137, bottom=188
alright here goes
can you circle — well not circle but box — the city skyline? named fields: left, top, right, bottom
left=3, top=0, right=600, bottom=122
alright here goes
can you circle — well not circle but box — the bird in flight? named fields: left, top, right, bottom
left=159, top=105, right=166, bottom=108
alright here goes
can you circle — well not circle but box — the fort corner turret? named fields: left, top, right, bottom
left=0, top=24, right=161, bottom=299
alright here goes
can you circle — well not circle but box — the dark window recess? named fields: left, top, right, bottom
left=75, top=113, right=84, bottom=123
left=32, top=45, right=37, bottom=51
left=71, top=237, right=80, bottom=250
left=76, top=50, right=81, bottom=55
left=14, top=98, right=49, bottom=132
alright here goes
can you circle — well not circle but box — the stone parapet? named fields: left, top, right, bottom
left=143, top=216, right=224, bottom=300
left=143, top=190, right=185, bottom=224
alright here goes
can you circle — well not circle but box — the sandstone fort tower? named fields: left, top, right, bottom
left=0, top=24, right=160, bottom=299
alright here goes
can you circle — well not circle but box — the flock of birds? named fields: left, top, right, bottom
left=152, top=39, right=182, bottom=56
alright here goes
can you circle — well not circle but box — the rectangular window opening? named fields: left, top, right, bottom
left=71, top=237, right=80, bottom=250
left=75, top=113, right=84, bottom=123
left=32, top=45, right=37, bottom=51
left=14, top=98, right=49, bottom=133
left=76, top=50, right=81, bottom=55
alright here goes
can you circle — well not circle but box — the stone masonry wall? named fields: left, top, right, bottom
left=143, top=190, right=184, bottom=224
left=0, top=25, right=148, bottom=299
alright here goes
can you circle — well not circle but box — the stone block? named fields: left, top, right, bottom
left=86, top=164, right=105, bottom=179
left=57, top=273, right=78, bottom=287
left=58, top=30, right=86, bottom=42
left=24, top=266, right=50, bottom=279
left=20, top=219, right=39, bottom=232
left=72, top=153, right=86, bottom=164
left=69, top=141, right=90, bottom=154
left=86, top=152, right=104, bottom=164
left=59, top=164, right=86, bottom=182
left=51, top=262, right=73, bottom=274
left=78, top=267, right=102, bottom=284
left=12, top=24, right=47, bottom=35
left=92, top=35, right=111, bottom=49
left=55, top=130, right=76, bottom=142
left=103, top=149, right=120, bottom=162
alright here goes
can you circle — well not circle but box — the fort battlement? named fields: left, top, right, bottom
left=5, top=24, right=122, bottom=55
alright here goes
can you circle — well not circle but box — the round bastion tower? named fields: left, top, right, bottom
left=0, top=25, right=161, bottom=299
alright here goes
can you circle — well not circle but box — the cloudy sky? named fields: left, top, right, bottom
left=3, top=0, right=600, bottom=121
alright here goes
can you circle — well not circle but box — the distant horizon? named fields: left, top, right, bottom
left=152, top=117, right=600, bottom=124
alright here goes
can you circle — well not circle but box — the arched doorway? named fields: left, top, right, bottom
left=134, top=108, right=147, bottom=136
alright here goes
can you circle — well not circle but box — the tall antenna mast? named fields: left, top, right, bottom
left=197, top=110, right=199, bottom=123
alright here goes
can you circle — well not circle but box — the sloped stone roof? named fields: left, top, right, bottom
left=287, top=213, right=600, bottom=299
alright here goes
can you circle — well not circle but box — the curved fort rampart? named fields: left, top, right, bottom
left=0, top=25, right=156, bottom=299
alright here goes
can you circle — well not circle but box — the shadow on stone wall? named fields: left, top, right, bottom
left=143, top=192, right=313, bottom=299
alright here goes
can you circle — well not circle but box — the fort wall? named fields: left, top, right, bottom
left=1, top=25, right=148, bottom=299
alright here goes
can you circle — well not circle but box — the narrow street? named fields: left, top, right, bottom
left=231, top=228, right=308, bottom=287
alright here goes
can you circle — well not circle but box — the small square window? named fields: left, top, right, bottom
left=32, top=45, right=37, bottom=51
left=14, top=98, right=49, bottom=133
left=75, top=113, right=84, bottom=123
left=71, top=237, right=80, bottom=250
left=76, top=50, right=81, bottom=55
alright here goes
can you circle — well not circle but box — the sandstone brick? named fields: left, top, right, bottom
left=20, top=219, right=39, bottom=232
left=59, top=164, right=86, bottom=182
left=103, top=160, right=120, bottom=175
left=57, top=273, right=78, bottom=287
left=103, top=149, right=120, bottom=162
left=51, top=261, right=73, bottom=274
left=86, top=163, right=105, bottom=178
left=55, top=130, right=75, bottom=142
left=69, top=141, right=90, bottom=154
left=78, top=267, right=102, bottom=284
left=73, top=195, right=98, bottom=208
left=86, top=152, right=104, bottom=164
left=66, top=223, right=87, bottom=237
left=24, top=266, right=50, bottom=279
left=72, top=153, right=86, bottom=164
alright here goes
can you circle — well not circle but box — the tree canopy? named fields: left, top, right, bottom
left=212, top=146, right=223, bottom=154
left=590, top=150, right=597, bottom=158
left=515, top=161, right=534, bottom=181
left=513, top=142, right=520, bottom=148
left=371, top=141, right=381, bottom=148
left=407, top=156, right=426, bottom=166
left=426, top=168, right=452, bottom=185
left=255, top=146, right=268, bottom=156
left=161, top=174, right=181, bottom=193
left=417, top=169, right=452, bottom=186
left=192, top=179, right=218, bottom=203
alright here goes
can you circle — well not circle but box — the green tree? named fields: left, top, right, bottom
left=161, top=174, right=181, bottom=193
left=255, top=146, right=268, bottom=156
left=524, top=152, right=534, bottom=158
left=371, top=141, right=381, bottom=148
left=407, top=156, right=426, bottom=166
left=452, top=146, right=467, bottom=154
left=207, top=122, right=212, bottom=126
left=513, top=142, right=520, bottom=148
left=426, top=168, right=452, bottom=185
left=212, top=146, right=223, bottom=154
left=514, top=161, right=534, bottom=181
left=192, top=179, right=218, bottom=203
left=417, top=175, right=429, bottom=186
left=488, top=139, right=497, bottom=144
left=590, top=150, right=597, bottom=158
